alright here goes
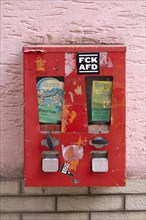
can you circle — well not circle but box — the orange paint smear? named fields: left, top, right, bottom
left=61, top=106, right=77, bottom=132
left=68, top=160, right=79, bottom=171
left=69, top=111, right=77, bottom=123
left=76, top=135, right=86, bottom=148
left=61, top=106, right=69, bottom=133
left=35, top=57, right=45, bottom=71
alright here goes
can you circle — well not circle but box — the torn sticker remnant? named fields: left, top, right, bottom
left=108, top=57, right=113, bottom=68
left=65, top=53, right=76, bottom=76
left=62, top=145, right=84, bottom=161
left=100, top=52, right=107, bottom=66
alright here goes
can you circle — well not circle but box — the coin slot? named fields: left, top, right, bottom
left=91, top=150, right=108, bottom=172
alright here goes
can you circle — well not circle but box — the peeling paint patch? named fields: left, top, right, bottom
left=24, top=49, right=46, bottom=53
left=74, top=85, right=82, bottom=96
left=76, top=135, right=87, bottom=148
left=35, top=56, right=46, bottom=71
left=68, top=160, right=79, bottom=171
left=100, top=52, right=107, bottom=66
left=62, top=145, right=84, bottom=160
left=65, top=53, right=76, bottom=76
left=61, top=106, right=77, bottom=132
left=108, top=57, right=113, bottom=68
left=69, top=110, right=77, bottom=123
left=62, top=144, right=84, bottom=172
left=73, top=80, right=77, bottom=86
left=69, top=91, right=74, bottom=102
left=61, top=106, right=69, bottom=133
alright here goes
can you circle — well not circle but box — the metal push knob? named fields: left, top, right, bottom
left=90, top=136, right=108, bottom=149
left=41, top=134, right=59, bottom=150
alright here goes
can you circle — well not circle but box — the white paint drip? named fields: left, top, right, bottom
left=65, top=53, right=76, bottom=76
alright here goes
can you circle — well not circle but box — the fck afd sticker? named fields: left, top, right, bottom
left=77, top=52, right=100, bottom=74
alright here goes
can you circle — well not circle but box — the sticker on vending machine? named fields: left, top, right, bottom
left=37, top=77, right=64, bottom=124
left=91, top=80, right=112, bottom=122
left=61, top=163, right=74, bottom=176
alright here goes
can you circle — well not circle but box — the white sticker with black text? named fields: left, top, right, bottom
left=77, top=53, right=100, bottom=74
left=61, top=163, right=73, bottom=176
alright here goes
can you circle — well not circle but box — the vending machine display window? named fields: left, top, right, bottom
left=86, top=76, right=113, bottom=133
left=36, top=76, right=64, bottom=132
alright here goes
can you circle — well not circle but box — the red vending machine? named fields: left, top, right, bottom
left=24, top=45, right=126, bottom=186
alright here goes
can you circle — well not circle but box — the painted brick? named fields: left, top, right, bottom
left=91, top=211, right=146, bottom=220
left=0, top=0, right=145, bottom=180
left=57, top=195, right=124, bottom=211
left=22, top=181, right=88, bottom=195
left=126, top=195, right=146, bottom=210
left=0, top=197, right=55, bottom=212
left=0, top=213, right=21, bottom=220
left=22, top=213, right=89, bottom=220
left=0, top=180, right=20, bottom=195
left=90, top=179, right=146, bottom=194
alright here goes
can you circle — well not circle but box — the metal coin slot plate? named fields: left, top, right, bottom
left=91, top=151, right=108, bottom=172
left=42, top=151, right=59, bottom=172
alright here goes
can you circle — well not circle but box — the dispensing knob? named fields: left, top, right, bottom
left=90, top=136, right=108, bottom=149
left=41, top=134, right=60, bottom=150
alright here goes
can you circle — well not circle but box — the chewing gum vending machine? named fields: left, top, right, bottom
left=24, top=45, right=126, bottom=186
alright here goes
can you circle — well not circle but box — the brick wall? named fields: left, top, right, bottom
left=0, top=0, right=146, bottom=219
left=0, top=179, right=146, bottom=220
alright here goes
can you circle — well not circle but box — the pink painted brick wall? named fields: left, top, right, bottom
left=0, top=0, right=145, bottom=178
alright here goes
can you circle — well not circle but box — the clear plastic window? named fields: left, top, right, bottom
left=36, top=76, right=64, bottom=133
left=85, top=76, right=113, bottom=133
